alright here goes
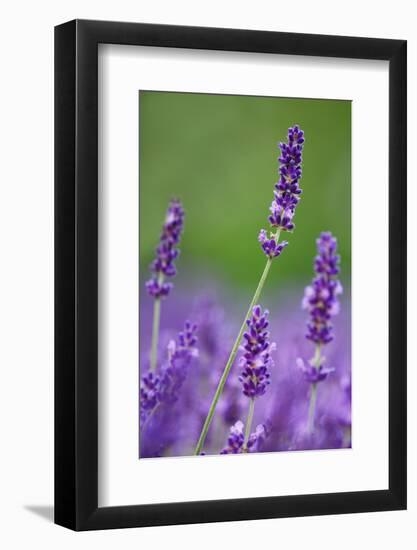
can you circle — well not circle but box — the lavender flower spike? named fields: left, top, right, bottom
left=238, top=305, right=275, bottom=450
left=220, top=420, right=267, bottom=454
left=194, top=126, right=305, bottom=456
left=302, top=231, right=343, bottom=347
left=300, top=231, right=342, bottom=433
left=146, top=199, right=185, bottom=299
left=140, top=320, right=198, bottom=425
left=140, top=371, right=161, bottom=424
left=239, top=306, right=275, bottom=398
left=259, top=125, right=304, bottom=258
left=296, top=358, right=335, bottom=384
left=147, top=199, right=185, bottom=372
left=159, top=321, right=198, bottom=405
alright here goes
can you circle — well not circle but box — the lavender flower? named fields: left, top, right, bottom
left=238, top=305, right=275, bottom=398
left=258, top=230, right=288, bottom=259
left=140, top=320, right=198, bottom=424
left=300, top=232, right=342, bottom=434
left=159, top=321, right=198, bottom=405
left=146, top=199, right=184, bottom=299
left=140, top=371, right=161, bottom=423
left=258, top=125, right=304, bottom=259
left=273, top=125, right=305, bottom=231
left=302, top=232, right=343, bottom=346
left=220, top=420, right=267, bottom=454
left=147, top=199, right=185, bottom=372
left=194, top=126, right=304, bottom=456
left=296, top=358, right=335, bottom=383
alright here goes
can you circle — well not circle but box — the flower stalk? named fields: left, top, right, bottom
left=193, top=238, right=278, bottom=456
left=307, top=344, right=321, bottom=434
left=300, top=232, right=342, bottom=434
left=150, top=275, right=163, bottom=372
left=243, top=398, right=255, bottom=451
left=194, top=125, right=305, bottom=455
left=146, top=200, right=184, bottom=371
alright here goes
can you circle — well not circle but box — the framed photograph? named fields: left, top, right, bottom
left=55, top=19, right=406, bottom=530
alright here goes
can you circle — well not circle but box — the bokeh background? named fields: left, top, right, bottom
left=139, top=91, right=351, bottom=457
left=139, top=91, right=351, bottom=299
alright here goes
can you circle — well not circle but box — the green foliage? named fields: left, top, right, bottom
left=140, top=91, right=351, bottom=291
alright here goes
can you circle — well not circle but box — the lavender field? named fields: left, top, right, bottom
left=139, top=94, right=351, bottom=458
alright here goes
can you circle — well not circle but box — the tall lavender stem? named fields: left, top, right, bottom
left=149, top=274, right=163, bottom=373
left=243, top=398, right=255, bottom=450
left=193, top=251, right=277, bottom=455
left=146, top=200, right=184, bottom=372
left=194, top=125, right=305, bottom=455
left=301, top=232, right=342, bottom=433
left=307, top=344, right=321, bottom=433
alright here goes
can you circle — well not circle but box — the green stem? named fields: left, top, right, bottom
left=142, top=402, right=160, bottom=430
left=307, top=383, right=318, bottom=434
left=312, top=343, right=321, bottom=367
left=307, top=343, right=321, bottom=434
left=150, top=274, right=164, bottom=372
left=194, top=230, right=281, bottom=455
left=243, top=398, right=255, bottom=451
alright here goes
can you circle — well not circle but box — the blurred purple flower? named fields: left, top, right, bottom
left=140, top=320, right=197, bottom=423
left=146, top=199, right=184, bottom=298
left=296, top=358, right=335, bottom=383
left=159, top=321, right=198, bottom=405
left=220, top=420, right=268, bottom=454
left=302, top=231, right=343, bottom=346
left=140, top=371, right=161, bottom=424
left=139, top=287, right=351, bottom=458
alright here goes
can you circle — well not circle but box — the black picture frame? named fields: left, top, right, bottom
left=55, top=19, right=407, bottom=531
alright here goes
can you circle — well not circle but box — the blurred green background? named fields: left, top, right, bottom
left=139, top=91, right=351, bottom=294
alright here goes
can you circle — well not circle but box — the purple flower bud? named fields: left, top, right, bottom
left=146, top=199, right=184, bottom=299
left=145, top=279, right=173, bottom=298
left=296, top=358, right=335, bottom=383
left=140, top=320, right=198, bottom=421
left=259, top=125, right=304, bottom=257
left=140, top=371, right=161, bottom=423
left=273, top=125, right=305, bottom=232
left=238, top=306, right=275, bottom=398
left=258, top=230, right=289, bottom=258
left=302, top=232, right=342, bottom=345
left=220, top=420, right=268, bottom=454
left=158, top=321, right=198, bottom=405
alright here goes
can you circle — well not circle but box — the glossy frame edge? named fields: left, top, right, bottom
left=54, top=19, right=407, bottom=531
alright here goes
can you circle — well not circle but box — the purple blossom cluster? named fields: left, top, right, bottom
left=259, top=125, right=304, bottom=259
left=220, top=306, right=275, bottom=454
left=140, top=371, right=161, bottom=423
left=140, top=320, right=198, bottom=424
left=140, top=287, right=351, bottom=457
left=269, top=125, right=304, bottom=232
left=302, top=232, right=343, bottom=345
left=297, top=358, right=335, bottom=383
left=146, top=199, right=184, bottom=298
left=258, top=230, right=288, bottom=259
left=159, top=321, right=198, bottom=405
left=238, top=306, right=274, bottom=398
left=220, top=421, right=267, bottom=454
